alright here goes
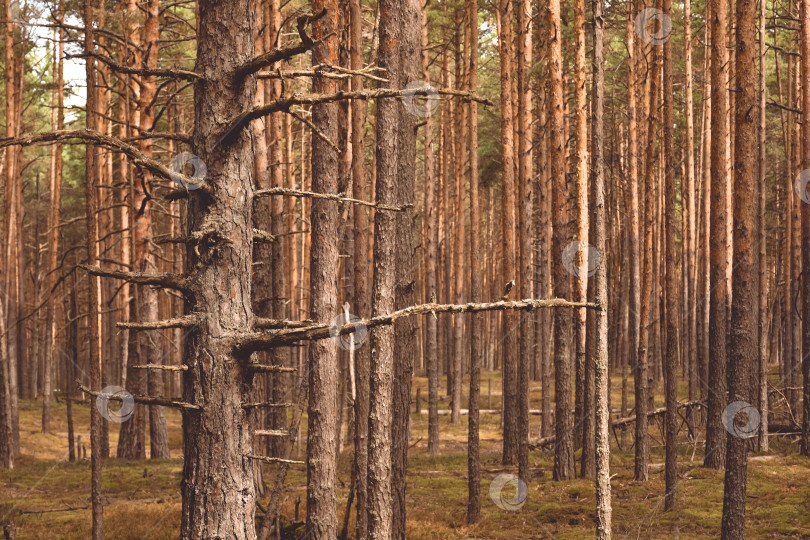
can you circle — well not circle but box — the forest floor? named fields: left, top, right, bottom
left=1, top=372, right=809, bottom=539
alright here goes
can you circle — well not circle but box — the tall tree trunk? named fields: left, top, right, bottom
left=591, top=0, right=612, bottom=534
left=180, top=1, right=258, bottom=537
left=721, top=0, right=759, bottom=531
left=352, top=0, right=372, bottom=532
left=516, top=0, right=533, bottom=486
left=706, top=0, right=730, bottom=469
left=548, top=0, right=575, bottom=480
left=636, top=0, right=663, bottom=480
left=306, top=0, right=341, bottom=537
left=800, top=0, right=810, bottom=458
left=84, top=1, right=104, bottom=535
left=422, top=0, right=440, bottom=457
left=662, top=0, right=678, bottom=509
left=467, top=0, right=483, bottom=523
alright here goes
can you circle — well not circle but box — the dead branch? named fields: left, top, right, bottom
left=255, top=318, right=314, bottom=329
left=237, top=297, right=599, bottom=353
left=254, top=187, right=412, bottom=212
left=255, top=429, right=288, bottom=437
left=131, top=364, right=189, bottom=372
left=220, top=87, right=494, bottom=144
left=242, top=402, right=293, bottom=409
left=531, top=400, right=705, bottom=450
left=78, top=383, right=200, bottom=410
left=234, top=11, right=326, bottom=78
left=116, top=315, right=199, bottom=329
left=248, top=364, right=297, bottom=373
left=257, top=63, right=388, bottom=82
left=66, top=51, right=201, bottom=80
left=81, top=264, right=190, bottom=292
left=243, top=453, right=304, bottom=465
left=0, top=129, right=199, bottom=187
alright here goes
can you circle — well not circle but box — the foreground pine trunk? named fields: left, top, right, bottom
left=721, top=0, right=759, bottom=532
left=180, top=1, right=257, bottom=537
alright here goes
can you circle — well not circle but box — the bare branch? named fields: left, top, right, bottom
left=255, top=429, right=288, bottom=437
left=242, top=402, right=293, bottom=409
left=254, top=318, right=314, bottom=329
left=248, top=364, right=298, bottom=373
left=220, top=87, right=494, bottom=144
left=66, top=51, right=201, bottom=80
left=233, top=11, right=327, bottom=78
left=117, top=315, right=199, bottom=329
left=131, top=364, right=189, bottom=372
left=78, top=383, right=200, bottom=410
left=237, top=297, right=599, bottom=353
left=256, top=63, right=388, bottom=82
left=0, top=129, right=199, bottom=186
left=254, top=187, right=412, bottom=212
left=80, top=264, right=190, bottom=292
left=243, top=453, right=304, bottom=465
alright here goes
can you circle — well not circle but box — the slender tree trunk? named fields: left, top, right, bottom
left=662, top=0, right=679, bottom=509
left=800, top=0, right=810, bottom=458
left=758, top=0, right=769, bottom=454
left=352, top=0, right=371, bottom=532
left=721, top=0, right=759, bottom=530
left=498, top=0, right=519, bottom=465
left=467, top=0, right=483, bottom=523
left=548, top=0, right=575, bottom=480
left=706, top=0, right=730, bottom=469
left=516, top=0, right=533, bottom=486
left=591, top=0, right=612, bottom=534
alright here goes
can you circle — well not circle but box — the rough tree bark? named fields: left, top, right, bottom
left=498, top=0, right=519, bottom=465
left=721, top=0, right=759, bottom=531
left=705, top=0, right=730, bottom=470
left=548, top=0, right=575, bottom=480
left=306, top=0, right=341, bottom=536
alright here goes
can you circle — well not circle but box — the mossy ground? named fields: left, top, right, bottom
left=2, top=372, right=809, bottom=538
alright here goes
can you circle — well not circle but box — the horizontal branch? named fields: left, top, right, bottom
left=237, top=297, right=598, bottom=354
left=78, top=383, right=200, bottom=410
left=243, top=453, right=304, bottom=465
left=255, top=429, right=288, bottom=437
left=248, top=364, right=297, bottom=373
left=233, top=11, right=325, bottom=78
left=254, top=187, right=411, bottom=212
left=220, top=87, right=494, bottom=145
left=130, top=364, right=189, bottom=372
left=256, top=63, right=387, bottom=82
left=0, top=129, right=199, bottom=186
left=81, top=264, right=190, bottom=292
left=529, top=400, right=705, bottom=450
left=768, top=100, right=802, bottom=114
left=242, top=402, right=293, bottom=409
left=117, top=315, right=199, bottom=329
left=254, top=318, right=314, bottom=329
left=67, top=51, right=201, bottom=80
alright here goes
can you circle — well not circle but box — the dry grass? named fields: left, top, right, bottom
left=2, top=372, right=810, bottom=538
